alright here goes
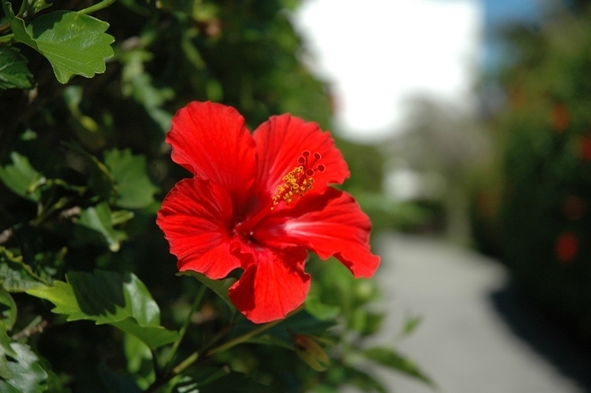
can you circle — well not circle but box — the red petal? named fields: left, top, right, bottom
left=228, top=246, right=310, bottom=324
left=167, top=101, right=257, bottom=208
left=252, top=115, right=349, bottom=204
left=254, top=188, right=380, bottom=278
left=156, top=177, right=241, bottom=279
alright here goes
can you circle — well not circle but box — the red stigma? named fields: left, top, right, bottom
left=271, top=150, right=327, bottom=209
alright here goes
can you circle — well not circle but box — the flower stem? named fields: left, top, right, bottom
left=162, top=284, right=207, bottom=371
left=207, top=304, right=304, bottom=356
left=78, top=0, right=117, bottom=15
left=206, top=317, right=284, bottom=356
left=145, top=305, right=304, bottom=392
left=0, top=33, right=14, bottom=44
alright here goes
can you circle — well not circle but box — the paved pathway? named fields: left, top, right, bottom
left=352, top=233, right=591, bottom=393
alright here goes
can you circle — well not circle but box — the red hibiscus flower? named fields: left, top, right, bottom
left=157, top=101, right=380, bottom=323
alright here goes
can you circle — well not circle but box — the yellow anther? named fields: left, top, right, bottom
left=272, top=166, right=315, bottom=209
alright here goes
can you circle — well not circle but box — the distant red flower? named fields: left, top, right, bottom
left=551, top=104, right=569, bottom=133
left=579, top=135, right=591, bottom=161
left=555, top=232, right=578, bottom=264
left=157, top=102, right=380, bottom=323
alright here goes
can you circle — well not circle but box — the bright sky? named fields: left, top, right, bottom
left=294, top=0, right=482, bottom=143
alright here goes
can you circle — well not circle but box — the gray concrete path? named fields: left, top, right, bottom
left=352, top=233, right=591, bottom=393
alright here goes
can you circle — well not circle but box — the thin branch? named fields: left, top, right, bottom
left=144, top=305, right=304, bottom=392
left=162, top=285, right=207, bottom=372
left=11, top=318, right=48, bottom=340
left=0, top=228, right=13, bottom=244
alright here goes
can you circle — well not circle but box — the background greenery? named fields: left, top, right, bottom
left=471, top=1, right=591, bottom=342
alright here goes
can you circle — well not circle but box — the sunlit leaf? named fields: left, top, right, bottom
left=0, top=343, right=48, bottom=393
left=111, top=210, right=135, bottom=226
left=362, top=347, right=433, bottom=385
left=26, top=270, right=179, bottom=349
left=104, top=149, right=158, bottom=209
left=0, top=152, right=43, bottom=201
left=2, top=3, right=114, bottom=83
left=0, top=45, right=34, bottom=89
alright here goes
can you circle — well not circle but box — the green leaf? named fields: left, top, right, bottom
left=78, top=202, right=126, bottom=252
left=0, top=152, right=43, bottom=201
left=0, top=45, right=34, bottom=89
left=0, top=343, right=48, bottom=393
left=233, top=310, right=335, bottom=345
left=1, top=1, right=39, bottom=49
left=28, top=0, right=53, bottom=15
left=111, top=319, right=180, bottom=349
left=362, top=347, right=433, bottom=385
left=37, top=354, right=72, bottom=393
left=244, top=335, right=293, bottom=350
left=5, top=4, right=115, bottom=84
left=305, top=295, right=339, bottom=321
left=69, top=270, right=160, bottom=326
left=120, top=50, right=173, bottom=131
left=402, top=315, right=422, bottom=336
left=0, top=247, right=44, bottom=292
left=0, top=289, right=17, bottom=380
left=359, top=312, right=384, bottom=337
left=0, top=328, right=16, bottom=380
left=26, top=270, right=179, bottom=349
left=129, top=73, right=173, bottom=131
left=111, top=210, right=135, bottom=226
left=179, top=271, right=234, bottom=309
left=0, top=288, right=17, bottom=330
left=104, top=149, right=158, bottom=209
left=25, top=280, right=81, bottom=317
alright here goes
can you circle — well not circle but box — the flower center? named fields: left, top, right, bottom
left=271, top=151, right=325, bottom=209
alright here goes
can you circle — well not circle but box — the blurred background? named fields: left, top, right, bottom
left=295, top=0, right=591, bottom=392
